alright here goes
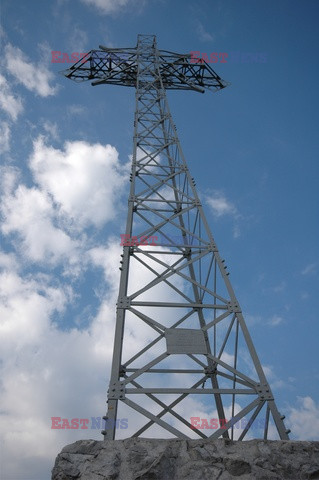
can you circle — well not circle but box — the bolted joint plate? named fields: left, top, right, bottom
left=117, top=297, right=131, bottom=309
left=204, top=365, right=217, bottom=375
left=256, top=383, right=273, bottom=400
left=108, top=381, right=126, bottom=400
left=227, top=301, right=241, bottom=314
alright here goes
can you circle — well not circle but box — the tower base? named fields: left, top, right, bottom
left=52, top=438, right=319, bottom=479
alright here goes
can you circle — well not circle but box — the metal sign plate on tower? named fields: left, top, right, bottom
left=165, top=329, right=207, bottom=354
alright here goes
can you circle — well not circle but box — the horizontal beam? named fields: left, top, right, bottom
left=125, top=368, right=204, bottom=373
left=125, top=388, right=256, bottom=394
left=131, top=301, right=228, bottom=309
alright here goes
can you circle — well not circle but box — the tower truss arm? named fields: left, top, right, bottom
left=61, top=46, right=228, bottom=93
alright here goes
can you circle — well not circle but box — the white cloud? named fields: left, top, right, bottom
left=195, top=20, right=214, bottom=42
left=0, top=250, right=19, bottom=271
left=37, top=41, right=55, bottom=64
left=272, top=281, right=286, bottom=293
left=80, top=0, right=131, bottom=14
left=206, top=192, right=237, bottom=218
left=0, top=240, right=119, bottom=479
left=29, top=137, right=127, bottom=227
left=67, top=104, right=86, bottom=116
left=301, top=292, right=310, bottom=300
left=287, top=396, right=319, bottom=440
left=89, top=242, right=121, bottom=287
left=1, top=183, right=76, bottom=263
left=233, top=224, right=240, bottom=238
left=0, top=73, right=23, bottom=121
left=0, top=266, right=72, bottom=354
left=0, top=121, right=11, bottom=153
left=0, top=310, right=109, bottom=479
left=0, top=165, right=19, bottom=193
left=301, top=263, right=317, bottom=275
left=67, top=26, right=88, bottom=52
left=43, top=120, right=59, bottom=140
left=245, top=313, right=262, bottom=326
left=245, top=313, right=284, bottom=329
left=1, top=137, right=129, bottom=270
left=4, top=43, right=58, bottom=97
left=268, top=314, right=284, bottom=327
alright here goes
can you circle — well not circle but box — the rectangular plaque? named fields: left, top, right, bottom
left=165, top=328, right=207, bottom=354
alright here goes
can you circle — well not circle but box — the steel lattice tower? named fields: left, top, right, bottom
left=64, top=34, right=290, bottom=441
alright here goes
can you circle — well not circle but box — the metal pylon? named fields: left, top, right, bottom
left=63, top=34, right=290, bottom=441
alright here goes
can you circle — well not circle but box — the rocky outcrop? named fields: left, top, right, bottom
left=52, top=438, right=319, bottom=480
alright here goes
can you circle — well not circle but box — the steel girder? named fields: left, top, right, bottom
left=64, top=34, right=290, bottom=442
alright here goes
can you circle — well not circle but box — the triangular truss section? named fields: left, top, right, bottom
left=64, top=34, right=290, bottom=441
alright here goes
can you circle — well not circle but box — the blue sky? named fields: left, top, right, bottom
left=0, top=0, right=319, bottom=478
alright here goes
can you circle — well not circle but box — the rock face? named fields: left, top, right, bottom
left=52, top=438, right=319, bottom=480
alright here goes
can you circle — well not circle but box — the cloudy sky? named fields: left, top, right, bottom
left=1, top=0, right=319, bottom=478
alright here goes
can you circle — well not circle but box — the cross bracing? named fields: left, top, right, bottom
left=64, top=34, right=290, bottom=442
